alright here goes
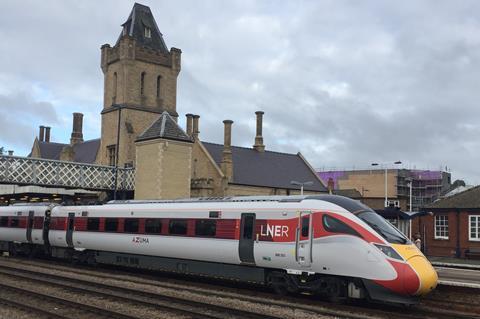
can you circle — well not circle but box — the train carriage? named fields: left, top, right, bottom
left=0, top=195, right=438, bottom=304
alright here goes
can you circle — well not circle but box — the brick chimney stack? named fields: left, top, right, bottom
left=45, top=127, right=51, bottom=143
left=70, top=113, right=84, bottom=145
left=253, top=111, right=265, bottom=152
left=39, top=126, right=45, bottom=142
left=192, top=115, right=200, bottom=139
left=185, top=113, right=194, bottom=137
left=221, top=120, right=234, bottom=182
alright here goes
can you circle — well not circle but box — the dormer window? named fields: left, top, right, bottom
left=144, top=27, right=151, bottom=38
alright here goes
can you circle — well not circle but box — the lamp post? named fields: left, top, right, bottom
left=406, top=177, right=413, bottom=239
left=290, top=180, right=314, bottom=196
left=371, top=161, right=402, bottom=208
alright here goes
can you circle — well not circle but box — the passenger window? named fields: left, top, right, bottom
left=169, top=219, right=187, bottom=235
left=10, top=217, right=19, bottom=228
left=87, top=218, right=100, bottom=231
left=195, top=220, right=216, bottom=237
left=105, top=218, right=118, bottom=232
left=0, top=217, right=8, bottom=227
left=124, top=218, right=139, bottom=233
left=323, top=215, right=361, bottom=237
left=145, top=219, right=162, bottom=234
left=301, top=216, right=310, bottom=237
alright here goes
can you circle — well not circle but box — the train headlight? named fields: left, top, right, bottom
left=374, top=244, right=403, bottom=260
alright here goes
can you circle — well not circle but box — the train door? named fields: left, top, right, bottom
left=26, top=210, right=34, bottom=243
left=66, top=213, right=75, bottom=248
left=239, top=213, right=256, bottom=264
left=296, top=211, right=313, bottom=267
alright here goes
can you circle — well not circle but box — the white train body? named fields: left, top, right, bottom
left=0, top=195, right=438, bottom=304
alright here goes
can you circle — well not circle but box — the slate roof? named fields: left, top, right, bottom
left=117, top=3, right=169, bottom=54
left=427, top=185, right=480, bottom=209
left=202, top=142, right=327, bottom=192
left=136, top=111, right=192, bottom=143
left=333, top=189, right=362, bottom=198
left=34, top=139, right=100, bottom=164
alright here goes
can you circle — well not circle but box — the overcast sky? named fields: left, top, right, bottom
left=1, top=0, right=479, bottom=184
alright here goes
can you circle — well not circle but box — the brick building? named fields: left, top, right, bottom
left=28, top=3, right=326, bottom=200
left=412, top=186, right=480, bottom=258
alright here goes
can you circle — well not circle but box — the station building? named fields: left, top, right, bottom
left=412, top=186, right=480, bottom=258
left=27, top=3, right=326, bottom=201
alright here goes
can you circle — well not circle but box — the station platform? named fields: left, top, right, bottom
left=428, top=256, right=480, bottom=288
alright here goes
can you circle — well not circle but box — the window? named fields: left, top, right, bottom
left=107, top=145, right=116, bottom=166
left=434, top=215, right=449, bottom=239
left=301, top=216, right=310, bottom=237
left=124, top=218, right=139, bottom=233
left=87, top=218, right=100, bottom=231
left=0, top=217, right=8, bottom=227
left=10, top=217, right=19, bottom=228
left=105, top=218, right=118, bottom=232
left=358, top=211, right=407, bottom=244
left=156, top=75, right=161, bottom=98
left=113, top=72, right=117, bottom=102
left=169, top=219, right=187, bottom=235
left=144, top=27, right=151, bottom=38
left=145, top=219, right=162, bottom=234
left=323, top=215, right=361, bottom=237
left=140, top=72, right=146, bottom=95
left=469, top=215, right=480, bottom=241
left=195, top=220, right=216, bottom=237
left=242, top=215, right=254, bottom=239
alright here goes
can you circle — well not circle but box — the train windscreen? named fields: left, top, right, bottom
left=357, top=211, right=409, bottom=244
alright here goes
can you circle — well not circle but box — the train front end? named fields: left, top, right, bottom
left=356, top=210, right=438, bottom=303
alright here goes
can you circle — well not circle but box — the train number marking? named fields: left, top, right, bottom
left=260, top=224, right=288, bottom=238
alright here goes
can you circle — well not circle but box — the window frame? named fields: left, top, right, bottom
left=469, top=215, right=480, bottom=242
left=195, top=219, right=216, bottom=237
left=0, top=216, right=8, bottom=227
left=124, top=218, right=140, bottom=234
left=104, top=218, right=119, bottom=233
left=86, top=217, right=100, bottom=232
left=145, top=219, right=162, bottom=234
left=434, top=215, right=449, bottom=240
left=168, top=219, right=188, bottom=236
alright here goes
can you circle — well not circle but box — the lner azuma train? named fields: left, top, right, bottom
left=0, top=195, right=437, bottom=304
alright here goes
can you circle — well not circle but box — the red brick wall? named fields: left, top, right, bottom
left=411, top=210, right=480, bottom=257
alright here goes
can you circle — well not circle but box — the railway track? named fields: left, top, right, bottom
left=0, top=259, right=352, bottom=319
left=0, top=282, right=138, bottom=319
left=1, top=256, right=479, bottom=319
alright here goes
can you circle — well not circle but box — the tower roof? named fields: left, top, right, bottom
left=137, top=112, right=193, bottom=143
left=118, top=3, right=169, bottom=54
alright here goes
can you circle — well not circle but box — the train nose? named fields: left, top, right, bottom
left=406, top=255, right=438, bottom=296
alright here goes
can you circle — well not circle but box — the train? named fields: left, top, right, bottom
left=0, top=194, right=438, bottom=304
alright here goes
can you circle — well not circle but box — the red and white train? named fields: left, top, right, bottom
left=0, top=195, right=437, bottom=304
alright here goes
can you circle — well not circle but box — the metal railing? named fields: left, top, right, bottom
left=0, top=155, right=135, bottom=191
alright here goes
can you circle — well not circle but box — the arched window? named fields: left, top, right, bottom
left=113, top=72, right=117, bottom=102
left=140, top=72, right=146, bottom=95
left=156, top=75, right=161, bottom=98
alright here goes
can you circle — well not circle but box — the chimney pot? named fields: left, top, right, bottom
left=253, top=110, right=265, bottom=152
left=70, top=112, right=84, bottom=145
left=192, top=115, right=200, bottom=139
left=39, top=126, right=45, bottom=142
left=45, top=127, right=51, bottom=143
left=7, top=150, right=13, bottom=156
left=185, top=113, right=194, bottom=136
left=221, top=120, right=234, bottom=182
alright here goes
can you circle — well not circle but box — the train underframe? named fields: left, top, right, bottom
left=0, top=241, right=417, bottom=305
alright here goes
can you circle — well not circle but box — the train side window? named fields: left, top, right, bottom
left=0, top=217, right=8, bottom=227
left=243, top=215, right=254, bottom=239
left=323, top=215, right=361, bottom=237
left=301, top=216, right=310, bottom=237
left=10, top=217, right=19, bottom=228
left=105, top=218, right=118, bottom=232
left=195, top=219, right=216, bottom=237
left=169, top=219, right=187, bottom=235
left=87, top=218, right=100, bottom=231
left=124, top=218, right=139, bottom=233
left=145, top=219, right=162, bottom=234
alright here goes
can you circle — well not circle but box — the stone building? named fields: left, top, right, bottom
left=28, top=3, right=326, bottom=200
